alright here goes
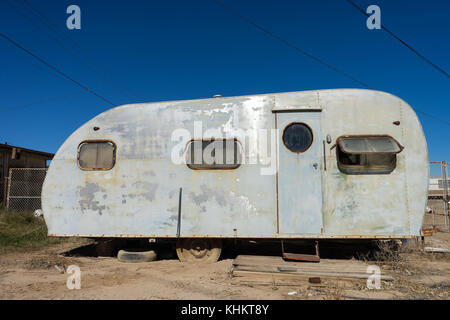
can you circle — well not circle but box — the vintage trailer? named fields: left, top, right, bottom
left=42, top=89, right=429, bottom=262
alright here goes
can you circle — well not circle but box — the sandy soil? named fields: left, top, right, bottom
left=0, top=234, right=449, bottom=300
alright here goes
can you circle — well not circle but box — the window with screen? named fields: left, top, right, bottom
left=78, top=141, right=116, bottom=170
left=186, top=139, right=242, bottom=170
left=336, top=135, right=403, bottom=174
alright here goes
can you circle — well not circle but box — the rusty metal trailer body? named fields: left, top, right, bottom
left=42, top=89, right=428, bottom=239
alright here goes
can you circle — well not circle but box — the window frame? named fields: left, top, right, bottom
left=185, top=138, right=243, bottom=170
left=77, top=140, right=117, bottom=171
left=335, top=135, right=403, bottom=175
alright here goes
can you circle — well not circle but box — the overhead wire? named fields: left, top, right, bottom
left=345, top=0, right=449, bottom=79
left=19, top=0, right=145, bottom=101
left=0, top=32, right=116, bottom=106
left=211, top=0, right=450, bottom=127
left=4, top=0, right=142, bottom=102
left=211, top=0, right=371, bottom=88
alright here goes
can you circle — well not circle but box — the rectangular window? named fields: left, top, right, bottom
left=336, top=135, right=403, bottom=174
left=186, top=139, right=242, bottom=169
left=78, top=141, right=116, bottom=170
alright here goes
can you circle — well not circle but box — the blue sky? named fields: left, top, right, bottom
left=1, top=0, right=449, bottom=174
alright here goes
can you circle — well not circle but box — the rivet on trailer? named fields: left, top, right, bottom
left=42, top=89, right=429, bottom=263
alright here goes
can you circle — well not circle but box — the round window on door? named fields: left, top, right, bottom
left=282, top=123, right=313, bottom=153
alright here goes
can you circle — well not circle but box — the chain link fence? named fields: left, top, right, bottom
left=6, top=168, right=47, bottom=212
left=423, top=199, right=449, bottom=229
left=423, top=161, right=449, bottom=230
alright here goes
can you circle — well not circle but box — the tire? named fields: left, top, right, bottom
left=176, top=238, right=222, bottom=263
left=117, top=249, right=157, bottom=263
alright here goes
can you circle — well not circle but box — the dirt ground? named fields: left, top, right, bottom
left=0, top=233, right=449, bottom=300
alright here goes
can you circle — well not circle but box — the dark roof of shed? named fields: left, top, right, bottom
left=0, top=143, right=54, bottom=159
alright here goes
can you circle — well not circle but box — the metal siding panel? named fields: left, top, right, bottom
left=319, top=90, right=410, bottom=236
left=44, top=95, right=278, bottom=237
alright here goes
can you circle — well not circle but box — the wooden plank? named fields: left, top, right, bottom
left=234, top=261, right=369, bottom=273
left=232, top=270, right=390, bottom=283
left=234, top=255, right=367, bottom=266
left=233, top=267, right=393, bottom=281
left=233, top=265, right=367, bottom=276
left=231, top=275, right=355, bottom=288
left=424, top=247, right=450, bottom=254
left=232, top=255, right=393, bottom=282
left=233, top=255, right=371, bottom=273
left=231, top=272, right=329, bottom=286
left=231, top=279, right=308, bottom=287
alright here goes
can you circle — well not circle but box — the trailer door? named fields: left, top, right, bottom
left=277, top=111, right=323, bottom=235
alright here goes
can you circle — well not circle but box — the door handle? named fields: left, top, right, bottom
left=313, top=163, right=318, bottom=170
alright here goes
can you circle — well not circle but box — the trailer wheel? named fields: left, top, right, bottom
left=117, top=249, right=157, bottom=263
left=176, top=238, right=222, bottom=263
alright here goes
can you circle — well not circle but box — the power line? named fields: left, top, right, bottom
left=211, top=0, right=450, bottom=128
left=5, top=48, right=71, bottom=82
left=210, top=0, right=371, bottom=88
left=18, top=0, right=144, bottom=101
left=2, top=1, right=448, bottom=127
left=4, top=0, right=141, bottom=102
left=0, top=32, right=116, bottom=107
left=3, top=47, right=89, bottom=112
left=415, top=110, right=450, bottom=127
left=345, top=0, right=449, bottom=79
left=1, top=92, right=83, bottom=112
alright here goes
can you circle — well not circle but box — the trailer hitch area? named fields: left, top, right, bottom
left=281, top=240, right=320, bottom=263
